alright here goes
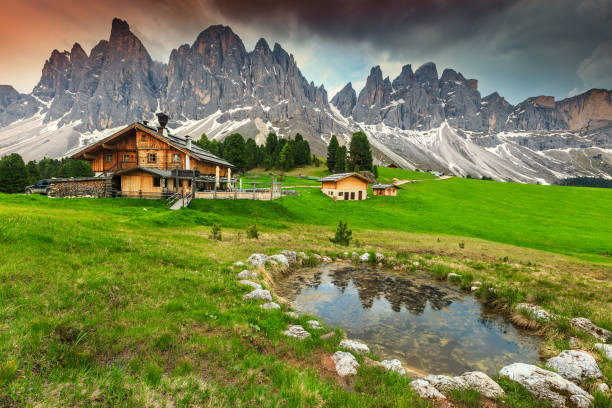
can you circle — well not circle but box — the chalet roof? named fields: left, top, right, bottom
left=317, top=172, right=372, bottom=183
left=372, top=184, right=401, bottom=190
left=72, top=122, right=235, bottom=169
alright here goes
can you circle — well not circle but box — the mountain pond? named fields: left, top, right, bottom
left=273, top=263, right=541, bottom=376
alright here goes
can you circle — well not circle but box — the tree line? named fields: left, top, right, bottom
left=326, top=132, right=376, bottom=177
left=194, top=132, right=316, bottom=172
left=0, top=153, right=93, bottom=193
left=555, top=177, right=612, bottom=188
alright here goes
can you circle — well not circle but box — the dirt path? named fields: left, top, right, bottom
left=393, top=175, right=453, bottom=185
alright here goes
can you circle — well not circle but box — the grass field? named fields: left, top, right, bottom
left=1, top=167, right=611, bottom=407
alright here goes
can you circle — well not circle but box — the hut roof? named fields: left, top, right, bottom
left=317, top=172, right=372, bottom=183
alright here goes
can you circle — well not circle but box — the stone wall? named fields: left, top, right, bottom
left=49, top=178, right=113, bottom=198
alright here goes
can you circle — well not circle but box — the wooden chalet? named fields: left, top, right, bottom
left=372, top=184, right=401, bottom=196
left=72, top=113, right=235, bottom=198
left=317, top=172, right=371, bottom=201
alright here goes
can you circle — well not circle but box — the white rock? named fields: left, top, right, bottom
left=410, top=379, right=446, bottom=399
left=282, top=325, right=311, bottom=339
left=312, top=254, right=322, bottom=260
left=423, top=375, right=468, bottom=393
left=360, top=253, right=370, bottom=262
left=322, top=256, right=333, bottom=263
left=375, top=252, right=384, bottom=262
left=447, top=272, right=461, bottom=279
left=247, top=253, right=269, bottom=267
left=297, top=251, right=307, bottom=259
left=351, top=251, right=359, bottom=258
left=381, top=359, right=406, bottom=375
left=285, top=311, right=299, bottom=319
left=471, top=286, right=480, bottom=292
left=499, top=363, right=593, bottom=408
left=339, top=339, right=370, bottom=354
left=546, top=350, right=602, bottom=384
left=332, top=351, right=359, bottom=377
left=233, top=261, right=245, bottom=267
left=270, top=254, right=289, bottom=267
left=243, top=289, right=272, bottom=301
left=571, top=318, right=612, bottom=341
left=239, top=280, right=262, bottom=290
left=515, top=303, right=555, bottom=321
left=413, top=261, right=420, bottom=266
left=261, top=302, right=280, bottom=310
left=236, top=270, right=258, bottom=279
left=595, top=343, right=612, bottom=361
left=307, top=320, right=324, bottom=330
left=459, top=371, right=505, bottom=399
left=343, top=251, right=349, bottom=258
left=280, top=250, right=297, bottom=264
left=596, top=383, right=610, bottom=394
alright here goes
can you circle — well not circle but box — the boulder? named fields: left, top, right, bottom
left=332, top=351, right=359, bottom=377
left=515, top=303, right=555, bottom=321
left=247, top=253, right=269, bottom=267
left=322, top=256, right=333, bottom=263
left=243, top=289, right=272, bottom=301
left=360, top=253, right=370, bottom=262
left=312, top=254, right=322, bottom=261
left=381, top=359, right=406, bottom=375
left=595, top=343, right=612, bottom=361
left=307, top=320, right=324, bottom=330
left=339, top=339, right=370, bottom=354
left=499, top=363, right=593, bottom=408
left=596, top=383, right=610, bottom=394
left=239, top=280, right=262, bottom=290
left=459, top=371, right=505, bottom=399
left=471, top=286, right=480, bottom=292
left=280, top=250, right=297, bottom=264
left=571, top=318, right=612, bottom=341
left=282, top=325, right=311, bottom=339
left=237, top=269, right=258, bottom=279
left=261, top=302, right=280, bottom=310
left=546, top=350, right=602, bottom=384
left=410, top=379, right=446, bottom=400
left=375, top=252, right=384, bottom=262
left=270, top=254, right=289, bottom=267
left=423, top=375, right=468, bottom=394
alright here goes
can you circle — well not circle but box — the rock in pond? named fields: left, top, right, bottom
left=499, top=363, right=593, bottom=408
left=332, top=351, right=359, bottom=377
left=381, top=359, right=406, bottom=375
left=243, top=289, right=272, bottom=301
left=261, top=302, right=280, bottom=310
left=270, top=254, right=289, bottom=267
left=339, top=339, right=370, bottom=354
left=546, top=350, right=602, bottom=384
left=247, top=253, right=269, bottom=267
left=237, top=270, right=258, bottom=279
left=595, top=343, right=612, bottom=361
left=515, top=303, right=555, bottom=321
left=571, top=317, right=612, bottom=341
left=410, top=379, right=446, bottom=400
left=281, top=250, right=297, bottom=264
left=239, top=280, right=262, bottom=290
left=283, top=325, right=311, bottom=339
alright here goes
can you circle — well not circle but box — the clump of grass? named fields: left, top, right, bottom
left=209, top=223, right=222, bottom=240
left=447, top=387, right=481, bottom=407
left=429, top=264, right=455, bottom=280
left=246, top=224, right=258, bottom=239
left=458, top=241, right=465, bottom=249
left=0, top=360, right=18, bottom=386
left=144, top=362, right=163, bottom=387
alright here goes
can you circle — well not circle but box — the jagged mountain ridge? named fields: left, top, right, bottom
left=0, top=17, right=611, bottom=183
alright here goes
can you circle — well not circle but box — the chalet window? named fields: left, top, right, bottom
left=351, top=192, right=355, bottom=200
left=141, top=134, right=147, bottom=142
left=148, top=153, right=156, bottom=163
left=153, top=177, right=161, bottom=187
left=105, top=154, right=113, bottom=163
left=173, top=154, right=180, bottom=162
left=123, top=154, right=130, bottom=162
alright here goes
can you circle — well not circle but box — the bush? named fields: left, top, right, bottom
left=330, top=219, right=352, bottom=246
left=210, top=224, right=222, bottom=241
left=246, top=224, right=258, bottom=239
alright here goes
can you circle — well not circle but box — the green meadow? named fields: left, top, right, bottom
left=0, top=167, right=611, bottom=407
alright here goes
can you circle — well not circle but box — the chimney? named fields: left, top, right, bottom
left=156, top=112, right=168, bottom=135
left=185, top=134, right=192, bottom=150
left=185, top=135, right=191, bottom=170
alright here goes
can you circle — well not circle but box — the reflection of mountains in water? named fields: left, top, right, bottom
left=291, top=265, right=458, bottom=314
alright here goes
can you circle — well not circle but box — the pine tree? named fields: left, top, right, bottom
left=58, top=159, right=93, bottom=178
left=38, top=158, right=61, bottom=179
left=0, top=153, right=29, bottom=193
left=244, top=138, right=259, bottom=170
left=327, top=135, right=339, bottom=172
left=278, top=142, right=295, bottom=171
left=334, top=145, right=347, bottom=173
left=26, top=160, right=41, bottom=183
left=194, top=133, right=210, bottom=150
left=222, top=133, right=246, bottom=172
left=349, top=132, right=373, bottom=171
left=330, top=219, right=352, bottom=246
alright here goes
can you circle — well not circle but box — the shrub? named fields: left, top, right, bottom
left=458, top=242, right=465, bottom=249
left=246, top=224, right=258, bottom=239
left=210, top=224, right=222, bottom=241
left=330, top=219, right=352, bottom=246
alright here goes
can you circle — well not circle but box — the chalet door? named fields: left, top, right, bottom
left=351, top=192, right=355, bottom=200
left=358, top=191, right=362, bottom=200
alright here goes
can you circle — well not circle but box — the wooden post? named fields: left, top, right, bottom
left=215, top=166, right=220, bottom=189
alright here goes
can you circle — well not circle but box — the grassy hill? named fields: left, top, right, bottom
left=1, top=169, right=611, bottom=406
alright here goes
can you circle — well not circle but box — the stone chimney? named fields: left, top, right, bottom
left=185, top=134, right=192, bottom=150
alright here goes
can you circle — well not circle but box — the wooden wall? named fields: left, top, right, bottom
left=336, top=177, right=368, bottom=190
left=120, top=171, right=161, bottom=193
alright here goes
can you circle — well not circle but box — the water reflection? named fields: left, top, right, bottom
left=274, top=263, right=541, bottom=376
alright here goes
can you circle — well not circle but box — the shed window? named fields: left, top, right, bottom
left=148, top=153, right=156, bottom=163
left=173, top=154, right=180, bottom=162
left=123, top=154, right=130, bottom=162
left=153, top=177, right=161, bottom=187
left=105, top=154, right=113, bottom=163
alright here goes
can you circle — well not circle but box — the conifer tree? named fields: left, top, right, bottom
left=327, top=135, right=339, bottom=172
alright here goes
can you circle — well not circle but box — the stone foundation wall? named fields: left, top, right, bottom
left=49, top=178, right=113, bottom=198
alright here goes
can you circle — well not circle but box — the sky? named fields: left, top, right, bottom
left=2, top=0, right=611, bottom=104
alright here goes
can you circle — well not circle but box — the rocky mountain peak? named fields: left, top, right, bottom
left=415, top=62, right=439, bottom=94
left=70, top=43, right=88, bottom=66
left=254, top=38, right=272, bottom=55
left=331, top=82, right=357, bottom=117
left=392, top=64, right=415, bottom=89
